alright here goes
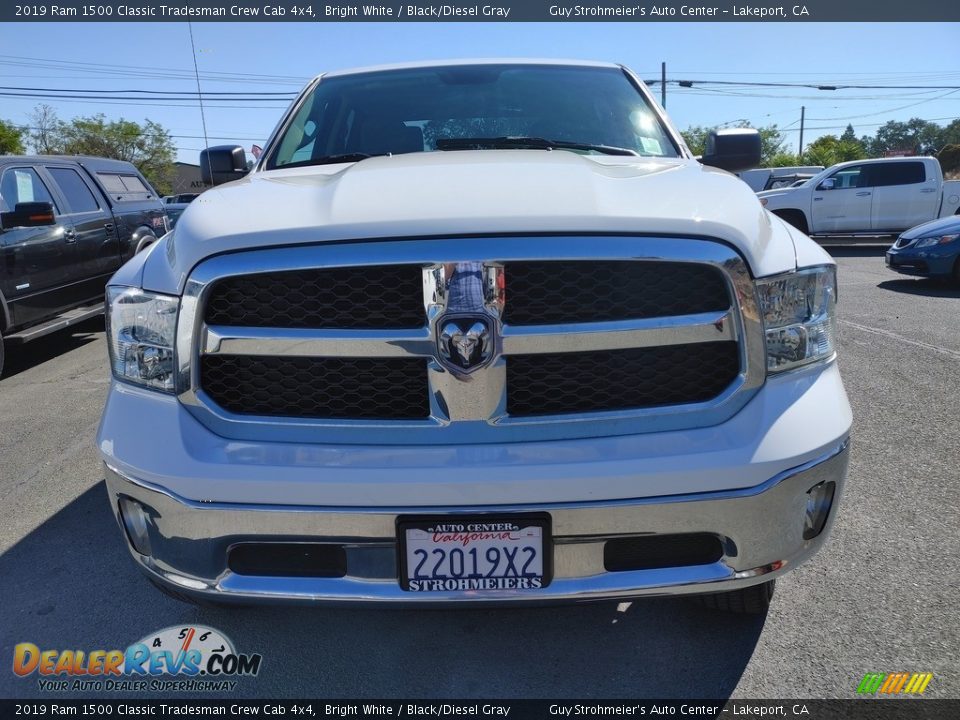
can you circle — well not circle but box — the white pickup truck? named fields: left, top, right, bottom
left=758, top=156, right=960, bottom=239
left=97, top=60, right=851, bottom=613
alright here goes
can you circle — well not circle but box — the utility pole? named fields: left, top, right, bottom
left=798, top=106, right=805, bottom=159
left=661, top=62, right=667, bottom=107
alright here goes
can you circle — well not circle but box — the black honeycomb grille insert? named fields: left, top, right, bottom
left=204, top=266, right=425, bottom=329
left=506, top=342, right=740, bottom=417
left=502, top=261, right=730, bottom=325
left=604, top=534, right=724, bottom=572
left=200, top=355, right=429, bottom=420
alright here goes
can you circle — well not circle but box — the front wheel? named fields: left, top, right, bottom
left=135, top=232, right=158, bottom=254
left=693, top=579, right=775, bottom=614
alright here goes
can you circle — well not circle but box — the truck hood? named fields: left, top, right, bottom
left=143, top=150, right=796, bottom=293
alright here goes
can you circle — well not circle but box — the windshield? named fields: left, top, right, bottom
left=267, top=64, right=680, bottom=169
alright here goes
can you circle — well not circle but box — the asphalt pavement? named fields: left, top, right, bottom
left=0, top=246, right=957, bottom=700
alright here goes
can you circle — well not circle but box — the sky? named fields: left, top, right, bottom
left=1, top=21, right=958, bottom=163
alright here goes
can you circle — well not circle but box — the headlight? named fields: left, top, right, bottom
left=914, top=233, right=959, bottom=248
left=755, top=265, right=837, bottom=373
left=107, top=286, right=179, bottom=392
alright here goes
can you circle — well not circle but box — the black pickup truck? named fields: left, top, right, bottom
left=0, top=156, right=168, bottom=375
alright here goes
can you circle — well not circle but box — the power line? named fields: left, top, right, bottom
left=806, top=89, right=960, bottom=122
left=0, top=91, right=292, bottom=102
left=0, top=54, right=310, bottom=85
left=18, top=125, right=265, bottom=141
left=780, top=116, right=958, bottom=133
left=669, top=79, right=960, bottom=90
left=0, top=85, right=296, bottom=96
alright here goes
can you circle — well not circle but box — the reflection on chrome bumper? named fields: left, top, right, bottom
left=104, top=439, right=849, bottom=605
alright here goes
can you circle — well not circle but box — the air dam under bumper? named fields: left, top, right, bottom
left=103, top=440, right=849, bottom=605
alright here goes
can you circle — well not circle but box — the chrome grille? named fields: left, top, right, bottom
left=177, top=236, right=765, bottom=445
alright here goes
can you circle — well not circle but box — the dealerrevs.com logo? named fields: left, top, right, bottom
left=13, top=625, right=262, bottom=692
left=857, top=672, right=934, bottom=695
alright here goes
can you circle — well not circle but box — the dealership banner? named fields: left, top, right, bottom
left=3, top=700, right=960, bottom=719
left=2, top=0, right=959, bottom=22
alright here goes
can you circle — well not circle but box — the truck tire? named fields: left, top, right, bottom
left=0, top=337, right=5, bottom=378
left=135, top=232, right=157, bottom=254
left=772, top=210, right=809, bottom=235
left=693, top=579, right=775, bottom=614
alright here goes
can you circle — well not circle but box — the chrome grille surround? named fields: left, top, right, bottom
left=176, top=236, right=766, bottom=445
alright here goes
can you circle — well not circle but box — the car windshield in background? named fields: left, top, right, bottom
left=268, top=64, right=680, bottom=169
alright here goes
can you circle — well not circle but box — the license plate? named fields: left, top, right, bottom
left=397, top=514, right=551, bottom=592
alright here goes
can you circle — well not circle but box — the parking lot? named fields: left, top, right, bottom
left=0, top=246, right=957, bottom=700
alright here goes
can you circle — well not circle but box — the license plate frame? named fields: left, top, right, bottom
left=396, top=513, right=552, bottom=592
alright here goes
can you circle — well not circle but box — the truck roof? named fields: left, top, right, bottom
left=0, top=155, right=141, bottom=174
left=320, top=58, right=622, bottom=80
left=824, top=156, right=936, bottom=170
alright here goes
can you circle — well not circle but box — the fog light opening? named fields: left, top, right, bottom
left=803, top=480, right=836, bottom=540
left=118, top=496, right=153, bottom=556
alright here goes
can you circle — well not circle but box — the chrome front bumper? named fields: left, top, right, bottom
left=104, top=439, right=849, bottom=605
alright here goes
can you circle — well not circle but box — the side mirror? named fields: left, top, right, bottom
left=200, top=145, right=249, bottom=186
left=817, top=178, right=836, bottom=191
left=699, top=129, right=762, bottom=173
left=1, top=201, right=56, bottom=230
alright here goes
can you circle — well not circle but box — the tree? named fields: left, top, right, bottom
left=28, top=107, right=176, bottom=194
left=866, top=118, right=944, bottom=157
left=0, top=120, right=25, bottom=155
left=939, top=144, right=960, bottom=179
left=29, top=104, right=61, bottom=155
left=938, top=119, right=960, bottom=149
left=679, top=125, right=711, bottom=156
left=801, top=134, right=868, bottom=167
left=766, top=152, right=803, bottom=168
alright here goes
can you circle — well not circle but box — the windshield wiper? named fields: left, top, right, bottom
left=278, top=152, right=389, bottom=169
left=436, top=137, right=638, bottom=156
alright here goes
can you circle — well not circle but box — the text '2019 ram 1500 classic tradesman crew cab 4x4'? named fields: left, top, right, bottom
left=98, top=60, right=851, bottom=613
left=0, top=156, right=168, bottom=375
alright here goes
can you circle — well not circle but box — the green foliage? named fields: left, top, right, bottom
left=0, top=119, right=26, bottom=155
left=26, top=106, right=176, bottom=194
left=767, top=152, right=803, bottom=168
left=938, top=119, right=960, bottom=149
left=864, top=117, right=947, bottom=157
left=938, top=144, right=960, bottom=179
left=801, top=134, right=868, bottom=167
left=679, top=125, right=710, bottom=156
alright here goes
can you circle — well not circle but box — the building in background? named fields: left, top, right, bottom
left=171, top=162, right=211, bottom=195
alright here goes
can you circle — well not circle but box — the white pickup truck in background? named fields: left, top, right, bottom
left=758, top=157, right=960, bottom=239
left=738, top=166, right=824, bottom=192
